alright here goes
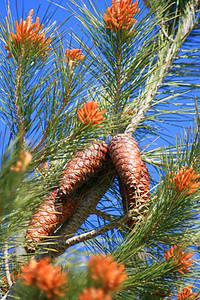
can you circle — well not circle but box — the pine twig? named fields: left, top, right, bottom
left=94, top=208, right=128, bottom=232
left=1, top=291, right=9, bottom=300
left=35, top=2, right=197, bottom=259
left=94, top=208, right=115, bottom=223
left=4, top=243, right=12, bottom=289
left=62, top=212, right=130, bottom=249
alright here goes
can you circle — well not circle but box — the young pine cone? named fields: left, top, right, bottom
left=59, top=141, right=108, bottom=195
left=25, top=189, right=77, bottom=253
left=108, top=134, right=142, bottom=189
left=119, top=161, right=150, bottom=228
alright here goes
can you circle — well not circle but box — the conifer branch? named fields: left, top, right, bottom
left=2, top=1, right=200, bottom=298
left=60, top=212, right=130, bottom=249
left=94, top=208, right=115, bottom=222
left=1, top=292, right=9, bottom=300
left=4, top=243, right=12, bottom=289
left=125, top=2, right=197, bottom=136
left=36, top=211, right=131, bottom=260
left=94, top=208, right=128, bottom=232
left=41, top=1, right=200, bottom=260
left=37, top=204, right=147, bottom=259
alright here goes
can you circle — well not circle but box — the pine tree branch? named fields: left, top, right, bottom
left=94, top=208, right=116, bottom=223
left=58, top=212, right=130, bottom=249
left=4, top=243, right=12, bottom=289
left=125, top=2, right=197, bottom=136
left=36, top=203, right=148, bottom=260
left=2, top=291, right=9, bottom=300
left=62, top=202, right=150, bottom=248
left=94, top=208, right=129, bottom=232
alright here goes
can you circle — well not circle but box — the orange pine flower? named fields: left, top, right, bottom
left=79, top=288, right=111, bottom=300
left=164, top=245, right=194, bottom=275
left=10, top=151, right=32, bottom=173
left=21, top=258, right=68, bottom=299
left=177, top=286, right=199, bottom=300
left=169, top=167, right=200, bottom=196
left=77, top=101, right=106, bottom=126
left=88, top=255, right=127, bottom=293
left=65, top=49, right=85, bottom=63
left=4, top=10, right=51, bottom=59
left=104, top=0, right=140, bottom=33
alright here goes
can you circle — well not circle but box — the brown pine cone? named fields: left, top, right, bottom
left=35, top=158, right=117, bottom=258
left=59, top=141, right=108, bottom=195
left=136, top=161, right=150, bottom=204
left=119, top=161, right=150, bottom=228
left=108, top=134, right=142, bottom=189
left=25, top=189, right=77, bottom=253
left=74, top=155, right=117, bottom=202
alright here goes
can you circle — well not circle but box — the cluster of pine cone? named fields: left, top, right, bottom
left=25, top=134, right=149, bottom=253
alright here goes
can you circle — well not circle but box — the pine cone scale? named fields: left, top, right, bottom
left=118, top=161, right=150, bottom=229
left=59, top=141, right=108, bottom=195
left=108, top=134, right=142, bottom=189
left=25, top=189, right=77, bottom=253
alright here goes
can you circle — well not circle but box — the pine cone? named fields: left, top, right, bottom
left=25, top=189, right=77, bottom=253
left=29, top=158, right=117, bottom=257
left=74, top=155, right=117, bottom=202
left=108, top=134, right=142, bottom=189
left=43, top=158, right=117, bottom=257
left=119, top=161, right=150, bottom=228
left=59, top=141, right=108, bottom=195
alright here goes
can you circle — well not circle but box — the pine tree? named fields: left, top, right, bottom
left=0, top=0, right=200, bottom=299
